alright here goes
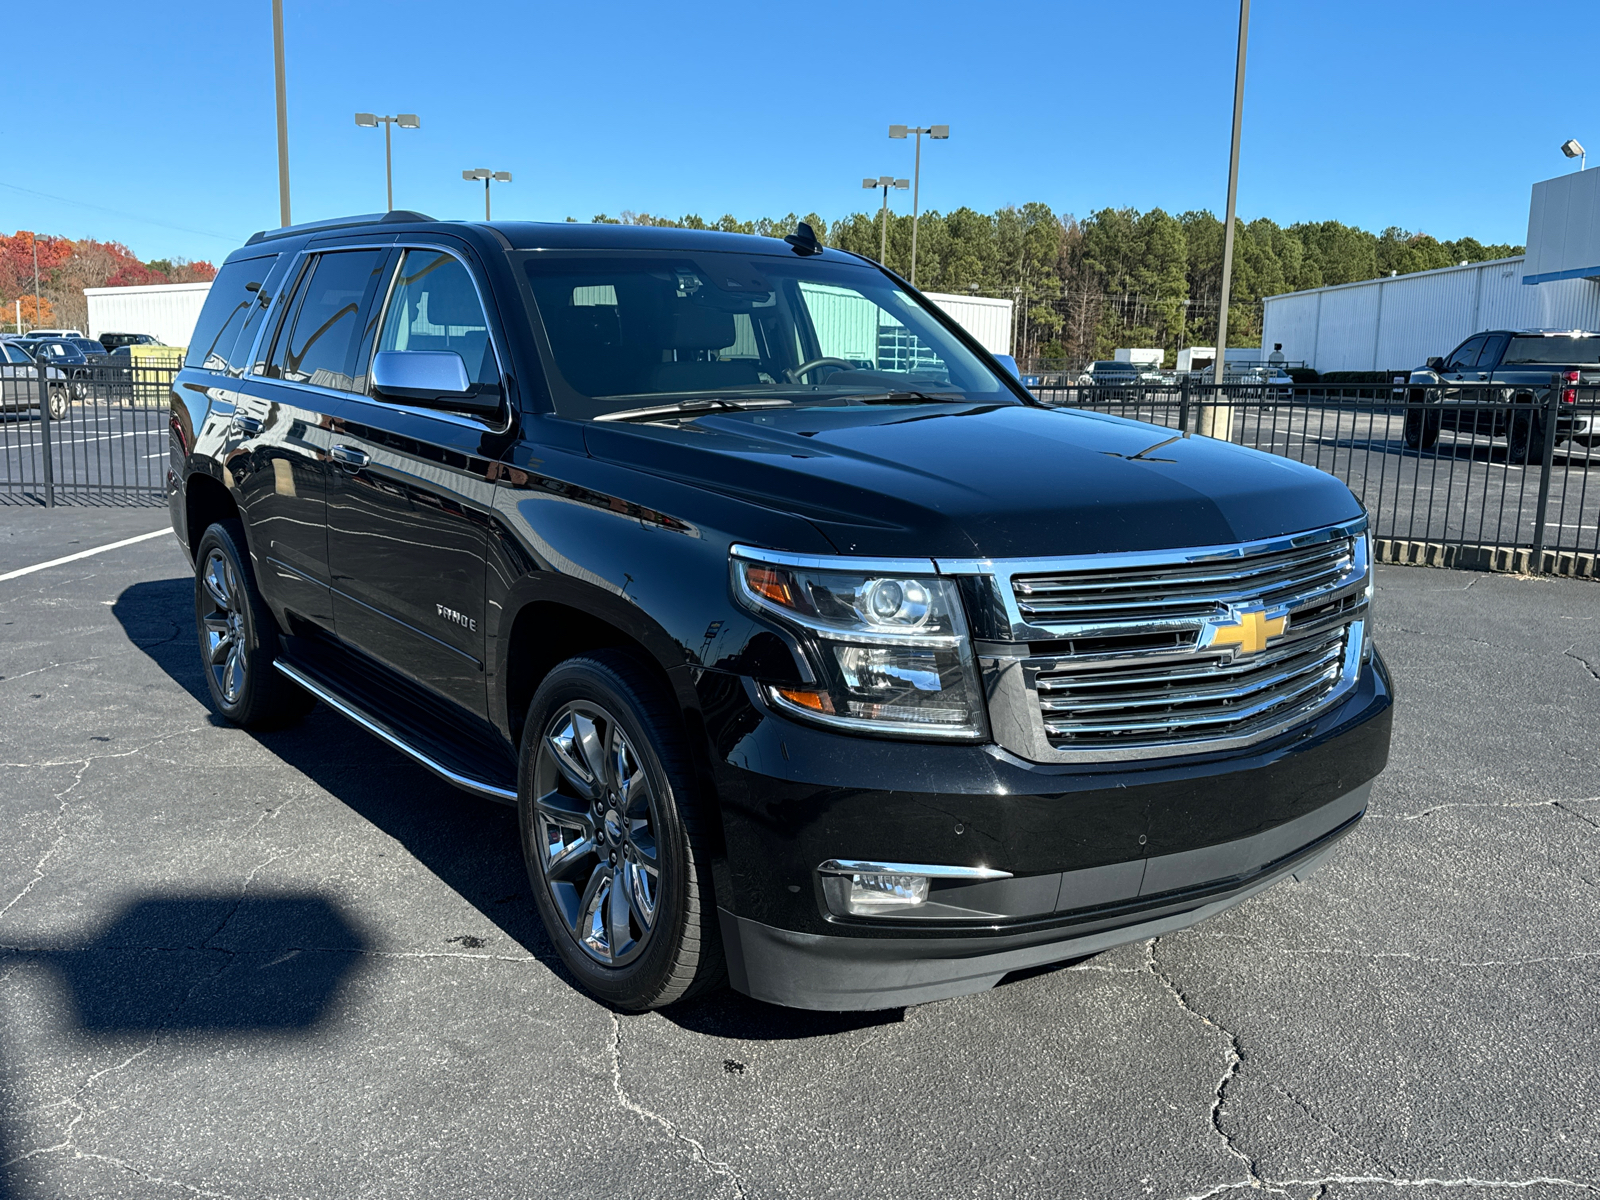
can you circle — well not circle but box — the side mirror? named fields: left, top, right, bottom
left=371, top=350, right=499, bottom=415
left=992, top=354, right=1020, bottom=379
left=1425, top=356, right=1446, bottom=372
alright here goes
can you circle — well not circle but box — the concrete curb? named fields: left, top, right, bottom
left=1375, top=538, right=1599, bottom=580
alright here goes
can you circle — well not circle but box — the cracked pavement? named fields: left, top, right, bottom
left=0, top=506, right=1597, bottom=1199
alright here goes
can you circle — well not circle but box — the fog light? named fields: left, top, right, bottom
left=846, top=872, right=929, bottom=913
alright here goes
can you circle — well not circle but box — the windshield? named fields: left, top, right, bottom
left=517, top=250, right=1017, bottom=419
left=1503, top=335, right=1600, bottom=365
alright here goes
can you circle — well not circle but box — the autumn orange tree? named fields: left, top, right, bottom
left=0, top=231, right=216, bottom=333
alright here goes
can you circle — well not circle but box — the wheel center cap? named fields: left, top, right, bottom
left=603, top=809, right=624, bottom=845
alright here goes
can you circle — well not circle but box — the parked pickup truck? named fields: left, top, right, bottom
left=1403, top=329, right=1600, bottom=459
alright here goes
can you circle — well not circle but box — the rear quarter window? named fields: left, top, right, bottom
left=183, top=254, right=280, bottom=372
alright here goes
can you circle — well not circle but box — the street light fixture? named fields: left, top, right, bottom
left=889, top=124, right=948, bottom=287
left=861, top=175, right=909, bottom=267
left=463, top=169, right=513, bottom=220
left=354, top=112, right=421, bottom=211
left=1562, top=138, right=1586, bottom=171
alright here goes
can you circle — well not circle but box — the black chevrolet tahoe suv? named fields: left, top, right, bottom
left=1403, top=328, right=1600, bottom=457
left=167, top=212, right=1392, bottom=1012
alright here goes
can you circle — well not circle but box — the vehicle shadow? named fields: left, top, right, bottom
left=112, top=577, right=896, bottom=1040
left=0, top=892, right=365, bottom=1200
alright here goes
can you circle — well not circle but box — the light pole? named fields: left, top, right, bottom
left=889, top=124, right=948, bottom=287
left=355, top=112, right=421, bottom=211
left=1205, top=0, right=1249, bottom=442
left=1562, top=139, right=1587, bottom=172
left=272, top=0, right=291, bottom=226
left=861, top=175, right=909, bottom=266
left=463, top=169, right=512, bottom=220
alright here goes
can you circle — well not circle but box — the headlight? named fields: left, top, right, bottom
left=732, top=551, right=988, bottom=740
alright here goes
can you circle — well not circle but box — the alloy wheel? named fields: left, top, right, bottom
left=200, top=548, right=248, bottom=705
left=530, top=701, right=662, bottom=967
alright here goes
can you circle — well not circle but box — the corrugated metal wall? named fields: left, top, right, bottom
left=922, top=292, right=1013, bottom=354
left=85, top=282, right=213, bottom=347
left=1260, top=257, right=1600, bottom=372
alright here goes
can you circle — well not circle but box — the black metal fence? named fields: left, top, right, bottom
left=1034, top=375, right=1600, bottom=571
left=3, top=357, right=1598, bottom=576
left=0, top=355, right=178, bottom=506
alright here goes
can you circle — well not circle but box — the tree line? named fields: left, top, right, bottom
left=586, top=205, right=1521, bottom=365
left=0, top=232, right=216, bottom=334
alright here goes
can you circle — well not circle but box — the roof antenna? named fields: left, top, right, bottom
left=784, top=222, right=822, bottom=256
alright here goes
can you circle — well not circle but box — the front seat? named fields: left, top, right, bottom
left=650, top=307, right=761, bottom=394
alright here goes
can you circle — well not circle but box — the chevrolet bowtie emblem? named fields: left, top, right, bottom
left=1205, top=606, right=1288, bottom=656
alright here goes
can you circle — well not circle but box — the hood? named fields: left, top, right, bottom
left=582, top=402, right=1363, bottom=559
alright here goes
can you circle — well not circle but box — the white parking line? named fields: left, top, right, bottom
left=0, top=528, right=173, bottom=583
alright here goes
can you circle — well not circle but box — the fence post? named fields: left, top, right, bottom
left=1178, top=374, right=1190, bottom=433
left=34, top=360, right=55, bottom=508
left=1529, top=373, right=1560, bottom=558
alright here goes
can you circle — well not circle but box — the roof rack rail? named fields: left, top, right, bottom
left=244, top=209, right=435, bottom=246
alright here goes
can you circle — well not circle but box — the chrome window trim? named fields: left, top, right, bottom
left=816, top=860, right=1012, bottom=880
left=244, top=241, right=513, bottom=435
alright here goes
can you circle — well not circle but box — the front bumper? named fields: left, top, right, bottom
left=700, top=650, right=1392, bottom=1010
left=720, top=782, right=1364, bottom=1010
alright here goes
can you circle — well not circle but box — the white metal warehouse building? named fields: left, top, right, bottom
left=1261, top=167, right=1600, bottom=372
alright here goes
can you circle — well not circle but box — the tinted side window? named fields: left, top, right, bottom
left=376, top=250, right=498, bottom=386
left=1444, top=337, right=1485, bottom=371
left=1476, top=333, right=1508, bottom=368
left=266, top=249, right=389, bottom=390
left=183, top=254, right=278, bottom=372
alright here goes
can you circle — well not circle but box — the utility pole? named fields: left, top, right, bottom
left=272, top=0, right=291, bottom=227
left=1204, top=0, right=1249, bottom=441
left=463, top=170, right=512, bottom=220
left=33, top=237, right=40, bottom=329
left=356, top=113, right=421, bottom=210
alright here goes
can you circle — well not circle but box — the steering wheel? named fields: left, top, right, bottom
left=785, top=357, right=856, bottom=383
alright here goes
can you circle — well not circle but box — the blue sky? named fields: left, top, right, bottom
left=3, top=0, right=1595, bottom=264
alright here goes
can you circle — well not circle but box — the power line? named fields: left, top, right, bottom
left=0, top=180, right=244, bottom=244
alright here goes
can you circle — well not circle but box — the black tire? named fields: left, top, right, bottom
left=518, top=650, right=724, bottom=1011
left=1402, top=400, right=1439, bottom=450
left=1509, top=411, right=1547, bottom=466
left=192, top=519, right=314, bottom=729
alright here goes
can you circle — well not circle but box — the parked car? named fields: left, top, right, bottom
left=19, top=328, right=86, bottom=340
left=0, top=338, right=71, bottom=418
left=1075, top=360, right=1149, bottom=387
left=168, top=212, right=1392, bottom=1013
left=26, top=337, right=97, bottom=402
left=99, top=332, right=166, bottom=352
left=1403, top=329, right=1600, bottom=459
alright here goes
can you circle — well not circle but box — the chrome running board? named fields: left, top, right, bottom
left=274, top=661, right=518, bottom=804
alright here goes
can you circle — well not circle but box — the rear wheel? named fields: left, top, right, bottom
left=519, top=651, right=724, bottom=1011
left=192, top=520, right=314, bottom=729
left=46, top=385, right=68, bottom=421
left=1509, top=410, right=1547, bottom=465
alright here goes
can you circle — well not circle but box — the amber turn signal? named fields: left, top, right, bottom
left=773, top=686, right=835, bottom=714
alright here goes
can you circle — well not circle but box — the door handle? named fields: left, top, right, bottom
left=234, top=415, right=263, bottom=435
left=331, top=444, right=370, bottom=469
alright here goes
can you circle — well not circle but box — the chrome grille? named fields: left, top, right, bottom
left=1013, top=537, right=1355, bottom=633
left=982, top=525, right=1369, bottom=760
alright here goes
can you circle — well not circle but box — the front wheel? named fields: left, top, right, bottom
left=1403, top=407, right=1439, bottom=450
left=519, top=651, right=723, bottom=1011
left=46, top=385, right=68, bottom=421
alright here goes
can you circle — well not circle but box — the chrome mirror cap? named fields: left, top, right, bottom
left=372, top=350, right=471, bottom=397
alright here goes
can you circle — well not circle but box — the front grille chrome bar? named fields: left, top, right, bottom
left=937, top=518, right=1370, bottom=763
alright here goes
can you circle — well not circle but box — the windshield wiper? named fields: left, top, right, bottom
left=593, top=397, right=795, bottom=423
left=848, top=390, right=968, bottom=405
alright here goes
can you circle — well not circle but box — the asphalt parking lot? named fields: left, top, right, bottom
left=1, top=507, right=1597, bottom=1200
